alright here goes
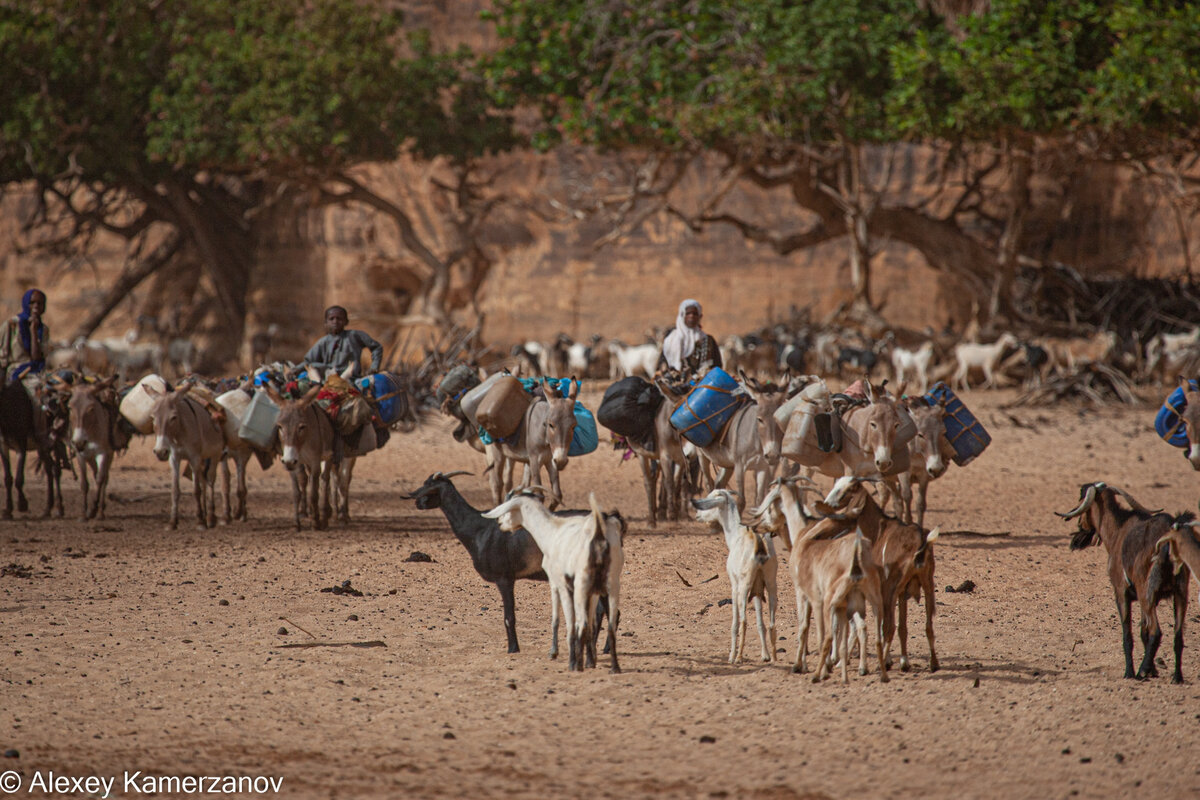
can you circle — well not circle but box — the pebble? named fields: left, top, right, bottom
left=277, top=627, right=288, bottom=636
left=3, top=749, right=18, bottom=758
left=218, top=599, right=229, bottom=606
left=347, top=614, right=358, bottom=621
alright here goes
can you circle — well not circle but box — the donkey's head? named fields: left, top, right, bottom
left=68, top=376, right=116, bottom=450
left=541, top=378, right=579, bottom=471
left=269, top=385, right=322, bottom=471
left=146, top=383, right=193, bottom=461
left=740, top=368, right=789, bottom=466
left=855, top=382, right=902, bottom=473
left=904, top=396, right=950, bottom=478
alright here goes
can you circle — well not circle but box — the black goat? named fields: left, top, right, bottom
left=403, top=472, right=546, bottom=653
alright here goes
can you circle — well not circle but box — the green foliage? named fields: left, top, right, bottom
left=0, top=0, right=514, bottom=188
left=489, top=0, right=1200, bottom=155
left=487, top=0, right=941, bottom=152
left=889, top=0, right=1200, bottom=148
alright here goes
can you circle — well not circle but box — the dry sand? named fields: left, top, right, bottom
left=3, top=386, right=1200, bottom=799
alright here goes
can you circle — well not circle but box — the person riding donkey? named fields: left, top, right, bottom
left=1, top=289, right=50, bottom=385
left=303, top=305, right=389, bottom=462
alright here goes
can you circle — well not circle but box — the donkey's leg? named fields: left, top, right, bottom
left=638, top=455, right=658, bottom=527
left=15, top=449, right=28, bottom=513
left=336, top=458, right=355, bottom=523
left=78, top=453, right=92, bottom=521
left=318, top=460, right=333, bottom=530
left=0, top=446, right=13, bottom=519
left=291, top=467, right=304, bottom=532
left=168, top=451, right=181, bottom=530
left=191, top=459, right=207, bottom=527
left=236, top=451, right=249, bottom=521
left=205, top=459, right=218, bottom=528
left=94, top=452, right=112, bottom=521
left=220, top=457, right=232, bottom=524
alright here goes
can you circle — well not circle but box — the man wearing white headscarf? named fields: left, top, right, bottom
left=658, top=299, right=721, bottom=376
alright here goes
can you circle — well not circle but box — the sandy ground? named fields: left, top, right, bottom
left=3, top=385, right=1200, bottom=800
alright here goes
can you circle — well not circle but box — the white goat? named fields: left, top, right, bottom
left=691, top=488, right=779, bottom=664
left=891, top=341, right=936, bottom=394
left=952, top=332, right=1018, bottom=390
left=483, top=492, right=624, bottom=673
left=607, top=341, right=660, bottom=379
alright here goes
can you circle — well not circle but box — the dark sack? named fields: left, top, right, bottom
left=597, top=376, right=664, bottom=442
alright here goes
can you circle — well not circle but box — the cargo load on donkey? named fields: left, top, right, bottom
left=597, top=375, right=665, bottom=451
left=471, top=374, right=599, bottom=456
left=316, top=373, right=389, bottom=458
left=668, top=367, right=749, bottom=447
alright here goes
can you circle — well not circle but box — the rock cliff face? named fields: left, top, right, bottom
left=0, top=144, right=1193, bottom=370
left=0, top=0, right=1195, bottom=368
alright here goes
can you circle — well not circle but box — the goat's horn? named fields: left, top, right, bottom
left=1111, top=487, right=1161, bottom=516
left=1055, top=483, right=1099, bottom=519
left=439, top=470, right=473, bottom=479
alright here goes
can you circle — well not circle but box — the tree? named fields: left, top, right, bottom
left=0, top=0, right=515, bottom=363
left=487, top=0, right=1200, bottom=328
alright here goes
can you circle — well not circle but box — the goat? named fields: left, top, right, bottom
left=891, top=341, right=935, bottom=395
left=810, top=476, right=940, bottom=672
left=951, top=332, right=1018, bottom=390
left=402, top=472, right=547, bottom=653
left=750, top=478, right=889, bottom=683
left=483, top=492, right=624, bottom=672
left=1057, top=482, right=1189, bottom=682
left=692, top=489, right=779, bottom=664
left=1041, top=331, right=1120, bottom=376
left=1157, top=513, right=1200, bottom=608
left=607, top=340, right=659, bottom=379
left=102, top=330, right=164, bottom=383
left=753, top=474, right=888, bottom=681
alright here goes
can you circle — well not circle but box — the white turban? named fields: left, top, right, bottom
left=661, top=299, right=704, bottom=370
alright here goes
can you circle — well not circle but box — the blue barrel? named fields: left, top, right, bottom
left=356, top=372, right=406, bottom=425
left=924, top=382, right=991, bottom=466
left=669, top=368, right=747, bottom=447
left=1155, top=381, right=1197, bottom=448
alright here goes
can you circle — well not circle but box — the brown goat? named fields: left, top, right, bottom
left=809, top=476, right=940, bottom=673
left=1057, top=482, right=1189, bottom=683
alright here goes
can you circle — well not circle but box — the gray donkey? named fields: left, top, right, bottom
left=492, top=378, right=579, bottom=510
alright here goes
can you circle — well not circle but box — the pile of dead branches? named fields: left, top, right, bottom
left=1004, top=363, right=1143, bottom=407
left=1014, top=265, right=1200, bottom=342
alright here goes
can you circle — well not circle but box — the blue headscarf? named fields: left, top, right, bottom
left=11, top=289, right=46, bottom=381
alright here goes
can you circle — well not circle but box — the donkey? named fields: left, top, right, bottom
left=1175, top=377, right=1200, bottom=471
left=267, top=385, right=336, bottom=531
left=145, top=383, right=225, bottom=529
left=781, top=380, right=911, bottom=482
left=0, top=379, right=62, bottom=518
left=657, top=370, right=788, bottom=508
left=890, top=396, right=953, bottom=528
left=491, top=378, right=578, bottom=510
left=625, top=384, right=690, bottom=527
left=67, top=376, right=130, bottom=521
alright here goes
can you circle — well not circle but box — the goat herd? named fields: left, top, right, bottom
left=6, top=314, right=1200, bottom=690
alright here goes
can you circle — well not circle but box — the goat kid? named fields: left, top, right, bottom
left=692, top=489, right=779, bottom=664
left=750, top=479, right=889, bottom=683
left=952, top=332, right=1018, bottom=391
left=484, top=492, right=624, bottom=672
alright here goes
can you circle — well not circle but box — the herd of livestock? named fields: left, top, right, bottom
left=6, top=312, right=1200, bottom=685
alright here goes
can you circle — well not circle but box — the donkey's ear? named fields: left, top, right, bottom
left=568, top=377, right=579, bottom=400
left=298, top=385, right=322, bottom=406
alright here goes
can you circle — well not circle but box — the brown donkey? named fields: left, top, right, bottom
left=145, top=383, right=225, bottom=529
left=67, top=376, right=129, bottom=520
